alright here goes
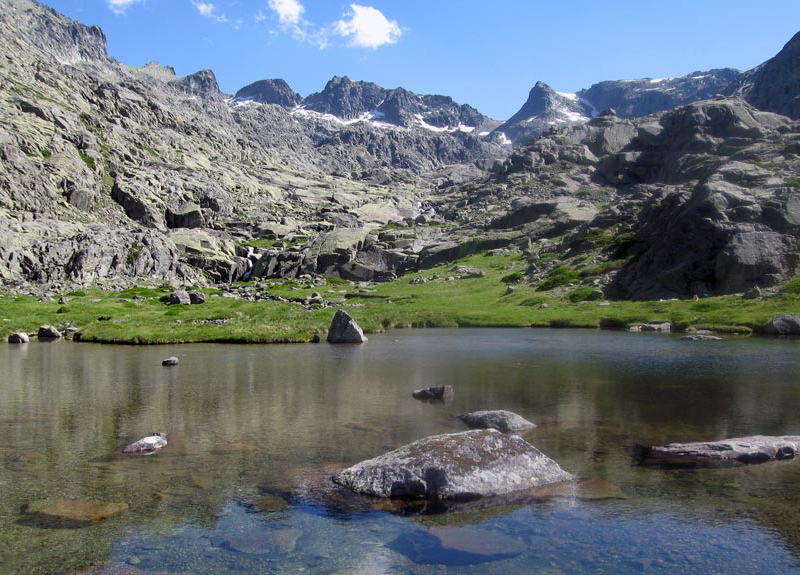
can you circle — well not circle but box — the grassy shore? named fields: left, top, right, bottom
left=2, top=249, right=800, bottom=344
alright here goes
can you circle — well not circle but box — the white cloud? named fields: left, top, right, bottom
left=268, top=0, right=304, bottom=27
left=334, top=4, right=401, bottom=49
left=192, top=1, right=228, bottom=22
left=254, top=8, right=267, bottom=22
left=107, top=0, right=142, bottom=14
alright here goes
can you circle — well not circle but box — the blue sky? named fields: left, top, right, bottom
left=41, top=0, right=800, bottom=120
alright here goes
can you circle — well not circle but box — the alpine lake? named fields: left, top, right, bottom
left=2, top=328, right=800, bottom=575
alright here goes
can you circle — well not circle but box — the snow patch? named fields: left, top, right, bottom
left=556, top=91, right=579, bottom=102
left=497, top=132, right=512, bottom=146
left=413, top=114, right=475, bottom=134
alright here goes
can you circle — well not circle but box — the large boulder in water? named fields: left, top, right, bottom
left=333, top=429, right=572, bottom=500
left=326, top=309, right=367, bottom=343
left=458, top=410, right=535, bottom=433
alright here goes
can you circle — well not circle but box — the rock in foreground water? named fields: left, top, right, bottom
left=326, top=309, right=367, bottom=343
left=8, top=332, right=29, bottom=343
left=333, top=429, right=572, bottom=500
left=635, top=435, right=800, bottom=467
left=161, top=356, right=179, bottom=366
left=122, top=433, right=168, bottom=454
left=458, top=410, right=535, bottom=433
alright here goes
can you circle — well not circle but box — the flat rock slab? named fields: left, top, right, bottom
left=333, top=429, right=573, bottom=500
left=27, top=499, right=128, bottom=523
left=388, top=526, right=525, bottom=565
left=680, top=335, right=723, bottom=341
left=635, top=435, right=800, bottom=467
left=458, top=410, right=535, bottom=433
left=526, top=479, right=627, bottom=500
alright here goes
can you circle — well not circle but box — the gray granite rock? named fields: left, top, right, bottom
left=458, top=410, right=536, bottom=433
left=326, top=310, right=367, bottom=344
left=37, top=325, right=62, bottom=339
left=122, top=433, right=168, bottom=454
left=762, top=312, right=800, bottom=335
left=333, top=429, right=572, bottom=500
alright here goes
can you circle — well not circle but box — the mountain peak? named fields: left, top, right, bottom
left=171, top=69, right=221, bottom=96
left=737, top=30, right=800, bottom=119
left=493, top=81, right=591, bottom=146
left=233, top=79, right=301, bottom=108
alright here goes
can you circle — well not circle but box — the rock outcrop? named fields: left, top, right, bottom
left=333, top=429, right=573, bottom=500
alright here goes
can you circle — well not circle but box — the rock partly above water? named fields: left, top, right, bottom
left=37, top=325, right=62, bottom=339
left=326, top=309, right=368, bottom=344
left=7, top=332, right=29, bottom=343
left=762, top=313, right=800, bottom=335
left=122, top=433, right=168, bottom=454
left=635, top=435, right=800, bottom=467
left=161, top=356, right=179, bottom=366
left=458, top=410, right=535, bottom=433
left=680, top=335, right=723, bottom=341
left=333, top=429, right=573, bottom=500
left=412, top=386, right=454, bottom=401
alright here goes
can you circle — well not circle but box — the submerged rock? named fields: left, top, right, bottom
left=122, top=433, right=168, bottom=454
left=388, top=526, right=526, bottom=565
left=71, top=562, right=195, bottom=575
left=526, top=478, right=627, bottom=500
left=680, top=334, right=723, bottom=341
left=219, top=528, right=301, bottom=555
left=27, top=499, right=128, bottom=523
left=458, top=410, right=535, bottom=433
left=635, top=435, right=800, bottom=467
left=326, top=309, right=367, bottom=343
left=333, top=429, right=573, bottom=500
left=412, top=385, right=454, bottom=401
left=8, top=332, right=29, bottom=343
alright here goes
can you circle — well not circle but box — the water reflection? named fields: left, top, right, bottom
left=1, top=329, right=800, bottom=574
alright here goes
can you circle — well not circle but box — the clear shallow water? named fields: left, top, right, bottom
left=2, top=329, right=800, bottom=574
